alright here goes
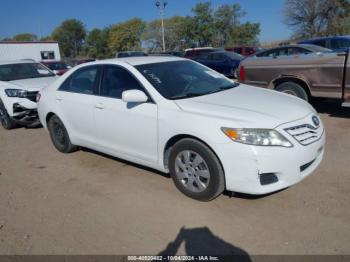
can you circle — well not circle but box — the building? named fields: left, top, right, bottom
left=0, top=41, right=61, bottom=61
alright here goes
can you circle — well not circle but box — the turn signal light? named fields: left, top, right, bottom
left=36, top=93, right=41, bottom=103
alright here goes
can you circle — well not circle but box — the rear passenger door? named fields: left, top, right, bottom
left=93, top=65, right=158, bottom=163
left=56, top=65, right=102, bottom=145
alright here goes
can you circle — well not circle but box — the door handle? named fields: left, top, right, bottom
left=94, top=103, right=104, bottom=110
left=55, top=97, right=63, bottom=102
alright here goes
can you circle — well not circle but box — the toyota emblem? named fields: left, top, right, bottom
left=312, top=116, right=320, bottom=127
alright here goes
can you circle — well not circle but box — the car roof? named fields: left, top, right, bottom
left=256, top=44, right=330, bottom=54
left=92, top=56, right=187, bottom=66
left=300, top=35, right=350, bottom=41
left=0, top=60, right=37, bottom=66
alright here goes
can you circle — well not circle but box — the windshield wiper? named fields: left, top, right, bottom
left=170, top=93, right=204, bottom=100
left=170, top=83, right=239, bottom=100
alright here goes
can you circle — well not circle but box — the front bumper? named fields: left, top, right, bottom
left=214, top=114, right=326, bottom=195
left=12, top=103, right=40, bottom=127
left=2, top=92, right=40, bottom=127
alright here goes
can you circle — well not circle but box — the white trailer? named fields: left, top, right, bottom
left=0, top=41, right=61, bottom=61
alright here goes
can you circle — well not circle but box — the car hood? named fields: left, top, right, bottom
left=174, top=84, right=315, bottom=128
left=8, top=76, right=58, bottom=91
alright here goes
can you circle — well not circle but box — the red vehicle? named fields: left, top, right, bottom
left=225, top=46, right=261, bottom=57
left=41, top=60, right=71, bottom=76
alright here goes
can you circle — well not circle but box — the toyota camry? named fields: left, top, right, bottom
left=37, top=56, right=325, bottom=201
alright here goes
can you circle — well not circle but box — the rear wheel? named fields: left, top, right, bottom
left=47, top=115, right=77, bottom=153
left=0, top=100, right=18, bottom=130
left=275, top=81, right=309, bottom=101
left=169, top=138, right=225, bottom=201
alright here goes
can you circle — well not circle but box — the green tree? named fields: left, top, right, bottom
left=143, top=16, right=193, bottom=51
left=284, top=0, right=350, bottom=38
left=191, top=2, right=215, bottom=46
left=231, top=22, right=261, bottom=45
left=13, top=33, right=38, bottom=41
left=86, top=28, right=111, bottom=58
left=213, top=4, right=245, bottom=46
left=52, top=19, right=86, bottom=58
left=188, top=2, right=260, bottom=47
left=40, top=35, right=53, bottom=41
left=108, top=18, right=146, bottom=53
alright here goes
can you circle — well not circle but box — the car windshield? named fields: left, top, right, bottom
left=0, top=62, right=55, bottom=81
left=45, top=62, right=68, bottom=70
left=136, top=60, right=239, bottom=100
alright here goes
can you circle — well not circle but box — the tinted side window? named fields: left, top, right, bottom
left=256, top=51, right=267, bottom=57
left=278, top=48, right=288, bottom=56
left=101, top=65, right=144, bottom=99
left=245, top=47, right=254, bottom=55
left=185, top=50, right=195, bottom=58
left=331, top=38, right=350, bottom=50
left=59, top=66, right=100, bottom=94
left=312, top=39, right=327, bottom=48
left=234, top=48, right=243, bottom=54
left=211, top=53, right=225, bottom=61
left=289, top=47, right=311, bottom=55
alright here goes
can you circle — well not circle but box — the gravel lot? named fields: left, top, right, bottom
left=0, top=99, right=349, bottom=256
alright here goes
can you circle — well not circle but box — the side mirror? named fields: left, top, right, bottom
left=122, top=89, right=148, bottom=103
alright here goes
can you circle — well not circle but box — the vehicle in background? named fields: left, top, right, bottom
left=238, top=48, right=350, bottom=107
left=41, top=60, right=71, bottom=76
left=253, top=44, right=331, bottom=58
left=0, top=41, right=61, bottom=61
left=184, top=47, right=222, bottom=60
left=196, top=51, right=243, bottom=78
left=66, top=58, right=97, bottom=67
left=38, top=56, right=325, bottom=201
left=298, top=36, right=350, bottom=52
left=151, top=51, right=184, bottom=57
left=225, top=46, right=261, bottom=57
left=0, top=60, right=57, bottom=129
left=116, top=51, right=148, bottom=58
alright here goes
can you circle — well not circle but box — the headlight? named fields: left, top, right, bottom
left=4, top=89, right=27, bottom=98
left=221, top=127, right=293, bottom=147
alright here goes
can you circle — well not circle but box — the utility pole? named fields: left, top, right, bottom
left=155, top=0, right=167, bottom=52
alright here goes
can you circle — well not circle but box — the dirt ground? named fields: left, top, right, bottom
left=0, top=99, right=349, bottom=256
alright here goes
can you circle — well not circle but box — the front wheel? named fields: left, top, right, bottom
left=47, top=115, right=77, bottom=153
left=169, top=138, right=225, bottom=201
left=0, top=100, right=18, bottom=130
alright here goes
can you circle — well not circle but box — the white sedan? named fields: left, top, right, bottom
left=37, top=56, right=325, bottom=201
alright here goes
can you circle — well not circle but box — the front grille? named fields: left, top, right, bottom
left=26, top=91, right=38, bottom=102
left=285, top=123, right=323, bottom=146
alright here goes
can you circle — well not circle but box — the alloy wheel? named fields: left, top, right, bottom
left=174, top=150, right=210, bottom=193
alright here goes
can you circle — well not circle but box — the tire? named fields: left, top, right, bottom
left=169, top=138, right=225, bottom=201
left=47, top=115, right=77, bottom=153
left=0, top=100, right=18, bottom=130
left=275, top=81, right=309, bottom=101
